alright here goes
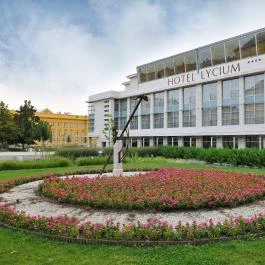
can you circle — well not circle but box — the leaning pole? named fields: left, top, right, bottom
left=113, top=94, right=148, bottom=176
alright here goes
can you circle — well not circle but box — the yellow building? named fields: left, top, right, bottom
left=36, top=108, right=88, bottom=147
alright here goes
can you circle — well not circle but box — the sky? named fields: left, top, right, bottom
left=0, top=0, right=265, bottom=115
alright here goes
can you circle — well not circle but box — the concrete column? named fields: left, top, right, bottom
left=239, top=77, right=245, bottom=126
left=138, top=99, right=141, bottom=130
left=164, top=90, right=168, bottom=129
left=196, top=137, right=203, bottom=148
left=137, top=137, right=142, bottom=147
left=217, top=136, right=223, bottom=148
left=163, top=136, right=168, bottom=146
left=149, top=137, right=154, bottom=146
left=238, top=135, right=246, bottom=149
left=179, top=88, right=183, bottom=128
left=178, top=136, right=184, bottom=147
left=196, top=84, right=202, bottom=127
left=259, top=136, right=262, bottom=149
left=217, top=81, right=222, bottom=127
left=150, top=94, right=154, bottom=129
left=127, top=98, right=130, bottom=120
left=113, top=139, right=123, bottom=176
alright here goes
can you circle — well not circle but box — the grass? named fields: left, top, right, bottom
left=2, top=157, right=265, bottom=264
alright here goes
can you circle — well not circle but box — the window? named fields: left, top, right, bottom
left=119, top=99, right=127, bottom=117
left=222, top=79, right=239, bottom=125
left=155, top=62, right=165, bottom=79
left=225, top=39, right=240, bottom=62
left=141, top=115, right=150, bottom=129
left=257, top=31, right=265, bottom=55
left=167, top=136, right=178, bottom=146
left=184, top=51, right=197, bottom=72
left=240, top=35, right=256, bottom=59
left=119, top=117, right=127, bottom=130
left=167, top=112, right=179, bottom=128
left=130, top=116, right=138, bottom=130
left=203, top=136, right=216, bottom=148
left=154, top=113, right=164, bottom=128
left=154, top=92, right=164, bottom=113
left=183, top=87, right=196, bottom=127
left=164, top=58, right=175, bottom=77
left=139, top=66, right=147, bottom=82
left=146, top=64, right=156, bottom=81
left=183, top=137, right=196, bottom=147
left=211, top=43, right=225, bottom=65
left=246, top=136, right=259, bottom=148
left=244, top=74, right=264, bottom=124
left=131, top=138, right=138, bottom=147
left=154, top=137, right=163, bottom=146
left=198, top=47, right=212, bottom=69
left=142, top=137, right=150, bottom=147
left=174, top=55, right=185, bottom=74
left=167, top=89, right=179, bottom=128
left=130, top=97, right=138, bottom=129
left=223, top=136, right=238, bottom=148
left=202, top=83, right=217, bottom=126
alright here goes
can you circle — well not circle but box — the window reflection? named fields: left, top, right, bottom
left=212, top=43, right=225, bottom=65
left=139, top=66, right=147, bottom=83
left=240, top=35, right=256, bottom=58
left=257, top=31, right=265, bottom=55
left=199, top=47, right=212, bottom=69
left=155, top=62, right=165, bottom=79
left=146, top=64, right=156, bottom=81
left=184, top=51, right=196, bottom=72
left=225, top=39, right=240, bottom=62
left=164, top=58, right=175, bottom=77
left=174, top=55, right=185, bottom=74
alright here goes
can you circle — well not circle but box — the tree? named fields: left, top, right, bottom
left=14, top=100, right=40, bottom=149
left=66, top=134, right=71, bottom=144
left=102, top=114, right=117, bottom=148
left=35, top=121, right=52, bottom=146
left=0, top=101, right=18, bottom=149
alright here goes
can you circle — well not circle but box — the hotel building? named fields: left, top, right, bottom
left=88, top=28, right=265, bottom=149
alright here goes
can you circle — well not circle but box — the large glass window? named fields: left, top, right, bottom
left=119, top=99, right=127, bottom=117
left=141, top=115, right=150, bottom=129
left=183, top=87, right=196, bottom=127
left=202, top=83, right=217, bottom=126
left=225, top=39, right=240, bottom=62
left=174, top=55, right=185, bottom=74
left=223, top=136, right=238, bottom=148
left=154, top=92, right=164, bottom=113
left=130, top=98, right=138, bottom=130
left=155, top=62, right=165, bottom=79
left=184, top=51, right=197, bottom=72
left=142, top=137, right=150, bottom=147
left=164, top=58, right=175, bottom=77
left=167, top=112, right=179, bottom=128
left=203, top=136, right=216, bottom=148
left=212, top=43, right=225, bottom=65
left=154, top=137, right=163, bottom=146
left=245, top=74, right=264, bottom=124
left=167, top=136, right=178, bottom=146
left=246, top=136, right=259, bottom=148
left=146, top=64, right=156, bottom=81
left=257, top=31, right=265, bottom=55
left=240, top=35, right=256, bottom=59
left=184, top=137, right=196, bottom=147
left=222, top=79, right=239, bottom=125
left=138, top=66, right=147, bottom=83
left=154, top=113, right=164, bottom=128
left=198, top=47, right=212, bottom=69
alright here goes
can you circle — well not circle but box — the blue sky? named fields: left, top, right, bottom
left=0, top=0, right=265, bottom=114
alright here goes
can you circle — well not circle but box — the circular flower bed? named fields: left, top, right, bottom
left=39, top=168, right=265, bottom=210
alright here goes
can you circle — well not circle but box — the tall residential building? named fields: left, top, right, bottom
left=88, top=28, right=265, bottom=149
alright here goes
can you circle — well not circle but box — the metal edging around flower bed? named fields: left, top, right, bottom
left=1, top=221, right=265, bottom=247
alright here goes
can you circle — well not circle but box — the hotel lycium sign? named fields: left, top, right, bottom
left=167, top=62, right=241, bottom=87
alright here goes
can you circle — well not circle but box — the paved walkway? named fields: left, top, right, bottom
left=1, top=173, right=265, bottom=226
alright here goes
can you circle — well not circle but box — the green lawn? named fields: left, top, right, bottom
left=2, top=157, right=265, bottom=264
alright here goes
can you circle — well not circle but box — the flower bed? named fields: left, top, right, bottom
left=39, top=168, right=265, bottom=210
left=1, top=204, right=265, bottom=242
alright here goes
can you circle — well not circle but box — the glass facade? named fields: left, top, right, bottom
left=223, top=136, right=238, bottom=148
left=244, top=74, right=264, bottom=124
left=141, top=95, right=151, bottom=129
left=203, top=136, right=217, bottom=148
left=202, top=83, right=217, bottom=126
left=246, top=136, right=259, bottom=148
left=138, top=29, right=265, bottom=84
left=167, top=136, right=178, bottom=146
left=183, top=87, right=196, bottom=127
left=130, top=97, right=138, bottom=130
left=222, top=79, right=239, bottom=125
left=167, top=89, right=179, bottom=128
left=184, top=137, right=196, bottom=147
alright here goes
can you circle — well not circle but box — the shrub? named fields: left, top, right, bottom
left=76, top=157, right=107, bottom=166
left=0, top=157, right=71, bottom=171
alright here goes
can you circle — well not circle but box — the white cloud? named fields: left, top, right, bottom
left=0, top=0, right=265, bottom=114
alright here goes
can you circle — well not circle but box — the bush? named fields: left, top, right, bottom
left=0, top=157, right=71, bottom=171
left=76, top=157, right=107, bottom=166
left=128, top=147, right=160, bottom=158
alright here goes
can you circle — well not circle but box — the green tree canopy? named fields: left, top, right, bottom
left=14, top=100, right=40, bottom=149
left=0, top=101, right=18, bottom=149
left=35, top=121, right=52, bottom=146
